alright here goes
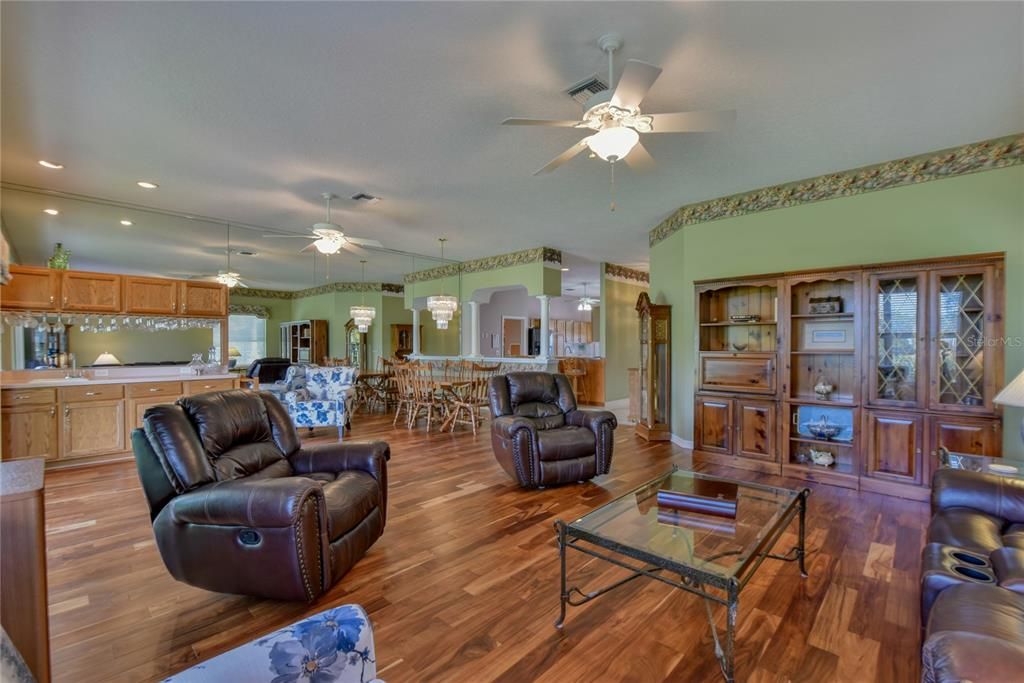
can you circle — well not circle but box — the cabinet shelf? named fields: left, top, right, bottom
left=787, top=396, right=858, bottom=407
left=700, top=320, right=777, bottom=327
left=790, top=350, right=855, bottom=355
left=790, top=436, right=854, bottom=448
left=790, top=313, right=854, bottom=320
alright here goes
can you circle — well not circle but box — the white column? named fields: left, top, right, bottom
left=411, top=308, right=421, bottom=357
left=537, top=295, right=550, bottom=362
left=466, top=301, right=481, bottom=358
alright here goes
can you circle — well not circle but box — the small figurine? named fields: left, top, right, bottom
left=814, top=375, right=834, bottom=400
left=809, top=449, right=835, bottom=467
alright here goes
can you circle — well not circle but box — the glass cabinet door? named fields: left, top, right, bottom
left=930, top=266, right=996, bottom=412
left=868, top=272, right=926, bottom=407
left=639, top=310, right=650, bottom=423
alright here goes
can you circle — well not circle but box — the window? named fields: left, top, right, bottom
left=228, top=314, right=266, bottom=366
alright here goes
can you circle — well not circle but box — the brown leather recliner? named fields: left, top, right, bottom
left=131, top=389, right=388, bottom=602
left=488, top=372, right=617, bottom=488
left=921, top=468, right=1024, bottom=682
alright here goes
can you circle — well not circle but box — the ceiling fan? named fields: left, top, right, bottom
left=263, top=193, right=384, bottom=255
left=195, top=224, right=249, bottom=288
left=502, top=33, right=735, bottom=175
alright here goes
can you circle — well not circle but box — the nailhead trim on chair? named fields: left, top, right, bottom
left=294, top=494, right=320, bottom=602
left=510, top=430, right=533, bottom=486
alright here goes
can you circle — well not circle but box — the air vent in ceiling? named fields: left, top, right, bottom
left=351, top=192, right=381, bottom=204
left=565, top=74, right=609, bottom=106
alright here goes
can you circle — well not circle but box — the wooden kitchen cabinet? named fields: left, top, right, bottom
left=1, top=265, right=61, bottom=310
left=1, top=402, right=58, bottom=462
left=123, top=276, right=179, bottom=315
left=864, top=410, right=924, bottom=485
left=60, top=271, right=121, bottom=312
left=694, top=395, right=734, bottom=455
left=60, top=398, right=125, bottom=459
left=179, top=281, right=227, bottom=317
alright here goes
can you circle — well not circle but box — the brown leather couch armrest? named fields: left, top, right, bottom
left=167, top=478, right=323, bottom=528
left=289, top=440, right=390, bottom=479
left=492, top=415, right=537, bottom=440
left=566, top=409, right=618, bottom=433
left=931, top=468, right=1024, bottom=523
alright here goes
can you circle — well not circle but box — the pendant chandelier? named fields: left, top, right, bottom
left=426, top=237, right=458, bottom=330
left=577, top=282, right=596, bottom=312
left=349, top=260, right=376, bottom=333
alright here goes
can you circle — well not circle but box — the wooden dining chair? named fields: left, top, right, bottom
left=444, top=362, right=500, bottom=435
left=392, top=362, right=416, bottom=428
left=408, top=362, right=443, bottom=430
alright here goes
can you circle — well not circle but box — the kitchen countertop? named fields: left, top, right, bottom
left=1, top=372, right=238, bottom=390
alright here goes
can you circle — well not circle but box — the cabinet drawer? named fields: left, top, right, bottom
left=184, top=378, right=235, bottom=395
left=127, top=381, right=183, bottom=398
left=699, top=353, right=776, bottom=395
left=60, top=384, right=124, bottom=402
left=2, top=388, right=57, bottom=407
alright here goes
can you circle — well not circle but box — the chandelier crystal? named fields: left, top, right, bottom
left=349, top=260, right=376, bottom=332
left=426, top=238, right=458, bottom=329
left=215, top=271, right=242, bottom=288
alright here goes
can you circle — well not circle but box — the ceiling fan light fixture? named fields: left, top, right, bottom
left=586, top=125, right=639, bottom=162
left=215, top=271, right=242, bottom=288
left=314, top=236, right=342, bottom=254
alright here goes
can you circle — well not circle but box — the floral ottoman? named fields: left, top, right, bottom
left=163, top=605, right=382, bottom=683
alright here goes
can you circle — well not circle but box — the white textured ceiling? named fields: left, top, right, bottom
left=2, top=2, right=1021, bottom=289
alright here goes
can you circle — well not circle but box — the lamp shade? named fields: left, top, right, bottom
left=92, top=352, right=121, bottom=366
left=228, top=347, right=242, bottom=358
left=995, top=370, right=1024, bottom=408
left=586, top=125, right=640, bottom=162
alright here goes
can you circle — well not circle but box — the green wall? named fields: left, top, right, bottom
left=381, top=295, right=413, bottom=358
left=601, top=273, right=647, bottom=402
left=69, top=327, right=214, bottom=365
left=649, top=165, right=1024, bottom=456
left=421, top=310, right=461, bottom=355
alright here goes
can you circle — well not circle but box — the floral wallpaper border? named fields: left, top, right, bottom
left=403, top=247, right=562, bottom=284
left=228, top=303, right=270, bottom=319
left=604, top=262, right=650, bottom=285
left=649, top=133, right=1024, bottom=247
left=234, top=282, right=404, bottom=301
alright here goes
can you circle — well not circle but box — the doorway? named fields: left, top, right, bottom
left=502, top=316, right=526, bottom=357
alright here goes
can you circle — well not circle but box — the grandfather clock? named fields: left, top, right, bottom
left=636, top=292, right=671, bottom=441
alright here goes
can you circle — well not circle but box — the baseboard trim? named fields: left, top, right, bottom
left=670, top=434, right=694, bottom=449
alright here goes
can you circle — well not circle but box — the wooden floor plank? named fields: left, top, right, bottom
left=41, top=412, right=924, bottom=682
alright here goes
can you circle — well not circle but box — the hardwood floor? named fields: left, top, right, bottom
left=42, top=412, right=926, bottom=682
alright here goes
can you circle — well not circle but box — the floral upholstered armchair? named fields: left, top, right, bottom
left=284, top=366, right=358, bottom=439
left=163, top=604, right=382, bottom=682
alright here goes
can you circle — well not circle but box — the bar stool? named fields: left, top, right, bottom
left=562, top=358, right=588, bottom=404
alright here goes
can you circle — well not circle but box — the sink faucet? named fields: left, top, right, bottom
left=65, top=353, right=82, bottom=379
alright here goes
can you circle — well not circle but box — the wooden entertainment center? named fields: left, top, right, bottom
left=693, top=252, right=1005, bottom=500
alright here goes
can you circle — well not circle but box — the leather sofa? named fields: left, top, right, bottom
left=921, top=468, right=1024, bottom=682
left=488, top=372, right=617, bottom=488
left=131, top=389, right=388, bottom=602
left=245, top=357, right=292, bottom=385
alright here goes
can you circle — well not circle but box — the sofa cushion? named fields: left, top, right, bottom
left=928, top=582, right=1024, bottom=642
left=537, top=426, right=595, bottom=462
left=922, top=631, right=1024, bottom=683
left=927, top=507, right=1005, bottom=553
left=317, top=471, right=381, bottom=540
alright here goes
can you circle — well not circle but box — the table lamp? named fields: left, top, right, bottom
left=995, top=369, right=1024, bottom=446
left=92, top=352, right=121, bottom=366
left=228, top=346, right=242, bottom=369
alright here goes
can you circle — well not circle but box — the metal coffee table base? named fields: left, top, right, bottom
left=554, top=489, right=809, bottom=683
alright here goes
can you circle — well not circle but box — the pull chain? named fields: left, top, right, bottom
left=609, top=161, right=617, bottom=212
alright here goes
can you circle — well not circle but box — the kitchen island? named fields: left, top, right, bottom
left=1, top=367, right=240, bottom=468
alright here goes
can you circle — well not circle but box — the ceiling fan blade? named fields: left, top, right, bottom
left=236, top=281, right=250, bottom=289
left=611, top=60, right=662, bottom=109
left=299, top=242, right=318, bottom=254
left=340, top=241, right=369, bottom=257
left=502, top=118, right=581, bottom=127
left=263, top=234, right=317, bottom=239
left=344, top=236, right=383, bottom=248
left=624, top=141, right=655, bottom=171
left=533, top=138, right=591, bottom=176
left=647, top=110, right=737, bottom=133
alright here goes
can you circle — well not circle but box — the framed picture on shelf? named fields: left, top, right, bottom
left=799, top=321, right=854, bottom=351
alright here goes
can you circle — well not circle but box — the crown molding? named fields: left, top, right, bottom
left=232, top=282, right=403, bottom=300
left=649, top=133, right=1024, bottom=247
left=604, top=262, right=650, bottom=285
left=403, top=247, right=562, bottom=284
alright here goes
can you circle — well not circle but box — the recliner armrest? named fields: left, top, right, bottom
left=290, top=440, right=389, bottom=479
left=492, top=415, right=537, bottom=439
left=166, top=478, right=323, bottom=528
left=931, top=468, right=1024, bottom=522
left=566, top=409, right=618, bottom=432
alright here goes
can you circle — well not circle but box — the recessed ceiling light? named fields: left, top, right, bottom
left=561, top=267, right=570, bottom=271
left=136, top=181, right=159, bottom=189
left=43, top=208, right=59, bottom=215
left=237, top=250, right=258, bottom=256
left=38, top=160, right=64, bottom=169
left=120, top=219, right=133, bottom=226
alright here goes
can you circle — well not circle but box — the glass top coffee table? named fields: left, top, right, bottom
left=555, top=467, right=809, bottom=682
